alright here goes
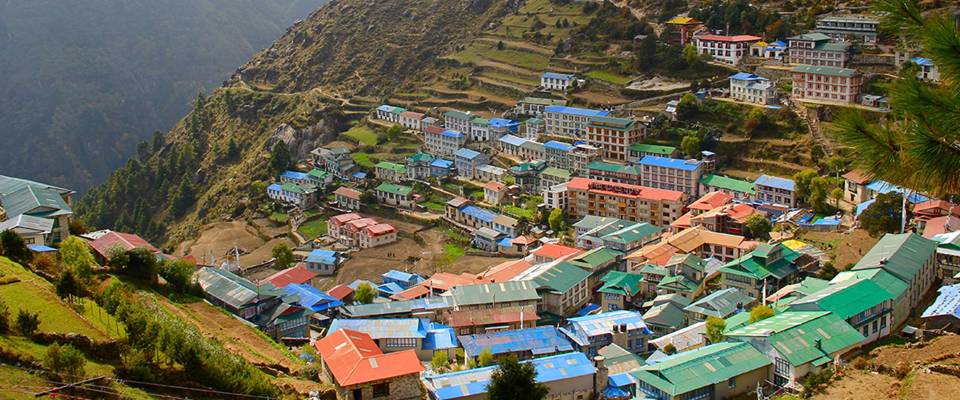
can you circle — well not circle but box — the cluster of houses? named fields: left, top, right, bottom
left=266, top=167, right=335, bottom=209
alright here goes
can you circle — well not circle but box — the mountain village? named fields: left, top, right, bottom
left=2, top=1, right=960, bottom=400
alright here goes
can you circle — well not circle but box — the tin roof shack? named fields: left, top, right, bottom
left=561, top=311, right=652, bottom=357
left=423, top=352, right=597, bottom=400
left=316, top=329, right=424, bottom=400
left=328, top=318, right=457, bottom=361
left=632, top=342, right=771, bottom=400
left=195, top=267, right=309, bottom=340
left=444, top=305, right=540, bottom=336
left=725, top=311, right=864, bottom=389
left=458, top=326, right=573, bottom=361
left=922, top=284, right=960, bottom=333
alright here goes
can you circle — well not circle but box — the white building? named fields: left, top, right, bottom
left=753, top=175, right=797, bottom=207
left=543, top=106, right=610, bottom=138
left=543, top=182, right=569, bottom=211
left=375, top=104, right=405, bottom=123
left=693, top=34, right=762, bottom=65
left=638, top=156, right=704, bottom=198
left=729, top=72, right=777, bottom=105
left=815, top=14, right=880, bottom=44
left=424, top=127, right=467, bottom=157
left=399, top=111, right=424, bottom=131
left=444, top=109, right=473, bottom=133
left=540, top=72, right=575, bottom=91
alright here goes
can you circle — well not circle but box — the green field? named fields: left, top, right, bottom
left=299, top=218, right=328, bottom=239
left=453, top=43, right=550, bottom=71
left=343, top=125, right=380, bottom=146
left=490, top=0, right=594, bottom=40
left=586, top=70, right=633, bottom=85
left=443, top=243, right=465, bottom=262
left=351, top=152, right=376, bottom=168
left=503, top=204, right=535, bottom=219
left=480, top=70, right=540, bottom=87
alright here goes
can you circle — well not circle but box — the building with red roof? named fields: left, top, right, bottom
left=444, top=305, right=539, bottom=335
left=563, top=177, right=686, bottom=227
left=315, top=329, right=423, bottom=399
left=842, top=169, right=874, bottom=205
left=688, top=191, right=734, bottom=213
left=263, top=264, right=319, bottom=288
left=86, top=231, right=162, bottom=263
left=328, top=212, right=398, bottom=249
left=531, top=243, right=583, bottom=264
left=360, top=223, right=397, bottom=248
left=333, top=187, right=362, bottom=211
left=327, top=284, right=354, bottom=302
left=692, top=34, right=762, bottom=65
left=479, top=259, right=534, bottom=283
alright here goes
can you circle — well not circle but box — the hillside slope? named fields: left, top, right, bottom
left=77, top=0, right=507, bottom=245
left=0, top=0, right=328, bottom=192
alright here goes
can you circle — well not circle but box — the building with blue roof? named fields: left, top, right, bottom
left=377, top=282, right=406, bottom=297
left=459, top=205, right=496, bottom=224
left=560, top=310, right=652, bottom=356
left=424, top=126, right=467, bottom=157
left=754, top=175, right=797, bottom=207
left=304, top=249, right=341, bottom=275
left=639, top=155, right=704, bottom=197
left=382, top=270, right=425, bottom=289
left=279, top=170, right=310, bottom=184
left=488, top=118, right=520, bottom=136
left=911, top=57, right=940, bottom=82
left=864, top=179, right=929, bottom=204
left=282, top=284, right=344, bottom=313
left=541, top=72, right=576, bottom=91
left=430, top=158, right=454, bottom=177
left=454, top=147, right=490, bottom=180
left=423, top=352, right=597, bottom=400
left=922, top=284, right=960, bottom=332
left=729, top=71, right=776, bottom=105
left=544, top=106, right=610, bottom=138
left=328, top=318, right=456, bottom=361
left=266, top=182, right=317, bottom=208
left=375, top=104, right=406, bottom=123
left=458, top=326, right=574, bottom=360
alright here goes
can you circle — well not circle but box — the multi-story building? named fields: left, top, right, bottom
left=560, top=310, right=651, bottom=356
left=585, top=116, right=647, bottom=162
left=569, top=144, right=601, bottom=176
left=564, top=177, right=686, bottom=227
left=633, top=342, right=771, bottom=400
left=267, top=182, right=316, bottom=208
left=374, top=162, right=407, bottom=183
left=933, top=231, right=960, bottom=284
left=627, top=226, right=757, bottom=267
left=913, top=57, right=941, bottom=82
left=627, top=143, right=680, bottom=162
left=469, top=117, right=490, bottom=143
left=519, top=139, right=546, bottom=161
left=497, top=134, right=527, bottom=159
left=515, top=97, right=567, bottom=117
left=639, top=156, right=704, bottom=198
left=375, top=104, right=405, bottom=123
left=524, top=118, right=545, bottom=140
left=543, top=106, right=610, bottom=138
left=753, top=175, right=797, bottom=207
left=719, top=243, right=805, bottom=299
left=698, top=174, right=756, bottom=201
left=542, top=182, right=568, bottom=211
left=332, top=187, right=362, bottom=211
left=453, top=148, right=490, bottom=180
left=790, top=65, right=862, bottom=103
left=374, top=183, right=414, bottom=209
left=423, top=352, right=596, bottom=400
left=406, top=152, right=434, bottom=180
left=544, top=140, right=574, bottom=170
left=586, top=161, right=642, bottom=186
left=398, top=111, right=424, bottom=131
left=489, top=118, right=519, bottom=138
left=476, top=164, right=506, bottom=183
left=514, top=260, right=592, bottom=316
left=787, top=33, right=851, bottom=67
left=424, top=127, right=467, bottom=157
left=540, top=72, right=575, bottom=91
left=729, top=72, right=777, bottom=105
left=539, top=167, right=572, bottom=193
left=693, top=34, right=762, bottom=65
left=311, top=147, right=356, bottom=180
left=851, top=233, right=938, bottom=326
left=443, top=109, right=473, bottom=133
left=448, top=281, right=540, bottom=312
left=815, top=14, right=880, bottom=44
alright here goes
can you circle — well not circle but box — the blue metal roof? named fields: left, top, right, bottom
left=544, top=140, right=574, bottom=152
left=281, top=170, right=309, bottom=181
left=639, top=155, right=702, bottom=171
left=608, top=372, right=636, bottom=388
left=754, top=175, right=796, bottom=191
left=542, top=72, right=574, bottom=80
left=431, top=159, right=454, bottom=168
left=459, top=326, right=573, bottom=357
left=423, top=323, right=459, bottom=350
left=922, top=284, right=960, bottom=319
left=543, top=105, right=610, bottom=117
left=497, top=236, right=514, bottom=248
left=912, top=57, right=934, bottom=67
left=441, top=129, right=465, bottom=139
left=377, top=282, right=405, bottom=295
left=489, top=118, right=519, bottom=128
left=499, top=134, right=527, bottom=146
left=601, top=386, right=631, bottom=399
left=351, top=171, right=367, bottom=179
left=305, top=249, right=338, bottom=265
left=426, top=352, right=595, bottom=400
left=328, top=318, right=427, bottom=339
left=855, top=198, right=876, bottom=217
left=563, top=311, right=652, bottom=346
left=864, top=180, right=929, bottom=203
left=455, top=147, right=482, bottom=159
left=729, top=72, right=766, bottom=81
left=283, top=284, right=343, bottom=312
left=267, top=183, right=282, bottom=191
left=461, top=205, right=496, bottom=223
left=27, top=244, right=57, bottom=252
left=575, top=303, right=601, bottom=317
left=382, top=270, right=423, bottom=285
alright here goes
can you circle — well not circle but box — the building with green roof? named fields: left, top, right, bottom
left=531, top=261, right=593, bottom=316
left=684, top=288, right=755, bottom=323
left=373, top=161, right=408, bottom=182
left=585, top=160, right=641, bottom=185
left=598, top=271, right=645, bottom=312
left=657, top=274, right=700, bottom=298
left=0, top=181, right=74, bottom=243
left=698, top=174, right=756, bottom=200
left=724, top=296, right=798, bottom=333
left=374, top=182, right=414, bottom=209
left=566, top=247, right=623, bottom=279
left=726, top=311, right=864, bottom=388
left=540, top=167, right=572, bottom=190
left=831, top=268, right=911, bottom=328
left=632, top=342, right=771, bottom=400
left=449, top=281, right=540, bottom=310
left=719, top=243, right=807, bottom=298
left=788, top=278, right=894, bottom=343
left=628, top=143, right=680, bottom=162
left=306, top=168, right=333, bottom=187
left=573, top=216, right=662, bottom=252
left=852, top=233, right=937, bottom=323
left=642, top=301, right=687, bottom=336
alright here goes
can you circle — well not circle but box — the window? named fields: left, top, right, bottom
left=372, top=383, right=389, bottom=398
left=353, top=388, right=363, bottom=400
left=728, top=377, right=737, bottom=388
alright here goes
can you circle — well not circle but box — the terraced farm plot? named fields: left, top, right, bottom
left=491, top=0, right=594, bottom=40
left=585, top=70, right=633, bottom=85
left=453, top=43, right=551, bottom=71
left=343, top=124, right=380, bottom=146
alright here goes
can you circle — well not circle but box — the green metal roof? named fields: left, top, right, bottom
left=567, top=247, right=623, bottom=271
left=449, top=281, right=540, bottom=306
left=407, top=152, right=434, bottom=163
left=534, top=261, right=592, bottom=293
left=471, top=117, right=490, bottom=125
left=588, top=116, right=635, bottom=130
left=724, top=297, right=798, bottom=333
left=791, top=65, right=858, bottom=78
left=684, top=288, right=754, bottom=318
left=831, top=269, right=908, bottom=299
left=629, top=143, right=677, bottom=156
left=642, top=302, right=686, bottom=328
left=639, top=264, right=669, bottom=276
left=699, top=174, right=756, bottom=194
left=308, top=168, right=330, bottom=179
left=375, top=161, right=408, bottom=174
left=586, top=160, right=637, bottom=174
left=719, top=243, right=800, bottom=281
left=510, top=160, right=547, bottom=173
left=788, top=278, right=893, bottom=319
left=196, top=267, right=283, bottom=309
left=657, top=274, right=699, bottom=293
left=815, top=41, right=851, bottom=52
left=0, top=186, right=72, bottom=218
left=444, top=110, right=472, bottom=120
left=792, top=277, right=831, bottom=297
left=666, top=254, right=706, bottom=273
left=281, top=182, right=315, bottom=194
left=599, top=271, right=645, bottom=296
left=601, top=223, right=662, bottom=244
left=852, top=233, right=937, bottom=284
left=726, top=311, right=864, bottom=366
left=631, top=342, right=771, bottom=396
left=788, top=32, right=831, bottom=42
left=541, top=167, right=572, bottom=179
left=375, top=182, right=413, bottom=196
left=573, top=216, right=632, bottom=230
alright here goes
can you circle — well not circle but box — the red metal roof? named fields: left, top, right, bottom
left=330, top=213, right=362, bottom=224
left=314, top=329, right=423, bottom=387
left=87, top=231, right=160, bottom=258
left=365, top=223, right=396, bottom=236
left=445, top=306, right=539, bottom=328
left=424, top=125, right=445, bottom=135
left=333, top=187, right=362, bottom=200
left=480, top=259, right=533, bottom=283
left=264, top=264, right=318, bottom=288
left=400, top=111, right=424, bottom=119
left=390, top=284, right=431, bottom=301
left=696, top=34, right=762, bottom=42
left=531, top=243, right=583, bottom=260
left=688, top=191, right=734, bottom=211
left=484, top=181, right=506, bottom=192
left=914, top=200, right=959, bottom=216
left=566, top=177, right=684, bottom=202
left=327, top=284, right=354, bottom=300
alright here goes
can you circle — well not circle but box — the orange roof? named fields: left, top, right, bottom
left=327, top=284, right=354, bottom=300
left=696, top=34, right=762, bottom=42
left=365, top=223, right=396, bottom=236
left=627, top=226, right=754, bottom=264
left=670, top=212, right=694, bottom=230
left=842, top=169, right=872, bottom=185
left=330, top=213, right=362, bottom=224
left=315, top=329, right=423, bottom=387
left=346, top=218, right=378, bottom=230
left=627, top=241, right=680, bottom=266
left=688, top=191, right=734, bottom=211
left=566, top=177, right=684, bottom=202
left=511, top=235, right=537, bottom=246
left=264, top=264, right=318, bottom=288
left=914, top=200, right=959, bottom=216
left=333, top=187, right=362, bottom=200
left=922, top=215, right=960, bottom=238
left=725, top=204, right=759, bottom=223
left=531, top=243, right=583, bottom=260
left=480, top=259, right=533, bottom=283
left=445, top=306, right=539, bottom=328
left=485, top=181, right=506, bottom=192
left=390, top=284, right=432, bottom=301
left=421, top=272, right=486, bottom=292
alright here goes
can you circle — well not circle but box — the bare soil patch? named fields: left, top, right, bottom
left=869, top=335, right=960, bottom=367
left=799, top=229, right=880, bottom=270
left=904, top=370, right=960, bottom=400
left=175, top=221, right=295, bottom=268
left=810, top=370, right=900, bottom=400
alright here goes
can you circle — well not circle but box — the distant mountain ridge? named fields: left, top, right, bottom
left=0, top=0, right=328, bottom=192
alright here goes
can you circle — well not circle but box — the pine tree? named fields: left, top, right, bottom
left=269, top=141, right=292, bottom=174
